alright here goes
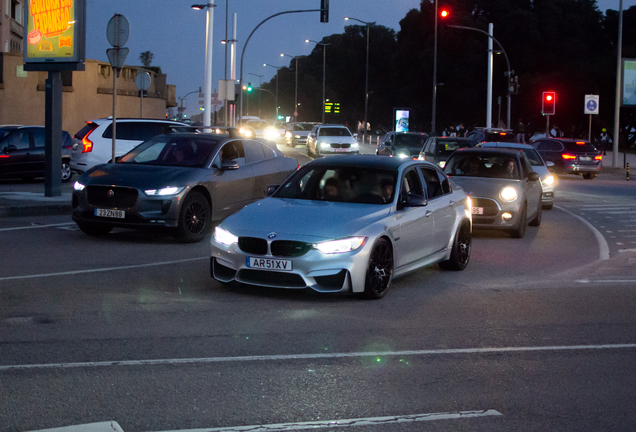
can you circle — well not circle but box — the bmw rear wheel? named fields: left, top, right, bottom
left=363, top=238, right=393, bottom=299
left=175, top=191, right=210, bottom=243
left=439, top=221, right=471, bottom=271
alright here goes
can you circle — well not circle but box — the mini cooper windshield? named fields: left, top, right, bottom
left=445, top=154, right=521, bottom=180
left=118, top=136, right=220, bottom=168
left=274, top=166, right=397, bottom=204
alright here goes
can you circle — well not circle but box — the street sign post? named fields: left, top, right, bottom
left=584, top=94, right=599, bottom=141
left=106, top=14, right=130, bottom=164
left=136, top=71, right=152, bottom=118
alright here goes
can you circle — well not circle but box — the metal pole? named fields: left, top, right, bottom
left=546, top=115, right=550, bottom=137
left=364, top=23, right=369, bottom=143
left=203, top=1, right=215, bottom=130
left=487, top=23, right=493, bottom=129
left=613, top=0, right=623, bottom=168
left=112, top=65, right=117, bottom=164
left=322, top=43, right=326, bottom=124
left=275, top=71, right=279, bottom=118
left=140, top=86, right=144, bottom=118
left=44, top=71, right=62, bottom=197
left=588, top=114, right=592, bottom=142
left=224, top=0, right=228, bottom=126
left=230, top=13, right=237, bottom=127
left=432, top=0, right=438, bottom=135
left=295, top=57, right=298, bottom=121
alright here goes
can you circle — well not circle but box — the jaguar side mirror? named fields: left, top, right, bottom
left=221, top=160, right=239, bottom=171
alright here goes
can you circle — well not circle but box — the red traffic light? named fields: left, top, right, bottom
left=440, top=9, right=450, bottom=18
left=542, top=91, right=556, bottom=115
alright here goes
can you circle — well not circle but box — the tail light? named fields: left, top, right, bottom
left=82, top=135, right=93, bottom=153
left=576, top=141, right=586, bottom=145
left=594, top=155, right=602, bottom=160
left=562, top=154, right=576, bottom=160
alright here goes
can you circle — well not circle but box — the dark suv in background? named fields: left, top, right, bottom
left=531, top=138, right=602, bottom=179
left=466, top=128, right=517, bottom=143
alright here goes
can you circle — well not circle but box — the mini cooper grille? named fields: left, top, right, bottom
left=271, top=240, right=312, bottom=257
left=471, top=198, right=500, bottom=216
left=87, top=186, right=138, bottom=209
left=238, top=269, right=306, bottom=288
left=238, top=237, right=268, bottom=255
left=330, top=143, right=351, bottom=148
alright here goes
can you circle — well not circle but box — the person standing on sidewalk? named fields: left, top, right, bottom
left=599, top=128, right=611, bottom=155
left=517, top=119, right=526, bottom=143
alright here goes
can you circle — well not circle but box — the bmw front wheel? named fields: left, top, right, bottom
left=439, top=221, right=471, bottom=271
left=363, top=238, right=393, bottom=299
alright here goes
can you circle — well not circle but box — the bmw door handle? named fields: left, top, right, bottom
left=448, top=200, right=454, bottom=206
left=425, top=210, right=433, bottom=217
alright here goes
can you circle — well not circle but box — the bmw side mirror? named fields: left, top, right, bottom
left=528, top=172, right=540, bottom=182
left=221, top=160, right=239, bottom=171
left=265, top=185, right=279, bottom=196
left=546, top=161, right=555, bottom=167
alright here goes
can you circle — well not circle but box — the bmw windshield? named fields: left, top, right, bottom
left=273, top=166, right=397, bottom=204
left=118, top=136, right=220, bottom=168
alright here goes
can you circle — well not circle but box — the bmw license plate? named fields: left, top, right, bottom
left=580, top=156, right=592, bottom=161
left=246, top=257, right=292, bottom=271
left=334, top=148, right=349, bottom=152
left=95, top=208, right=125, bottom=219
left=472, top=207, right=484, bottom=215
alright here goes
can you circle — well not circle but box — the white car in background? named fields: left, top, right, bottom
left=306, top=124, right=360, bottom=157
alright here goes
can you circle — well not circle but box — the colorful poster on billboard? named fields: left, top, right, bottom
left=395, top=109, right=410, bottom=132
left=622, top=59, right=636, bottom=106
left=24, top=0, right=83, bottom=63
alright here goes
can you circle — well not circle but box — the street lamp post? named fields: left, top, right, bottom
left=264, top=64, right=281, bottom=118
left=344, top=17, right=374, bottom=143
left=281, top=53, right=299, bottom=122
left=178, top=88, right=202, bottom=121
left=248, top=73, right=263, bottom=117
left=305, top=39, right=330, bottom=124
left=192, top=2, right=216, bottom=130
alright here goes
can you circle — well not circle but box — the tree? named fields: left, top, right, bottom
left=139, top=51, right=154, bottom=68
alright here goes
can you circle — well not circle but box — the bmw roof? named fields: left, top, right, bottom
left=306, top=154, right=432, bottom=170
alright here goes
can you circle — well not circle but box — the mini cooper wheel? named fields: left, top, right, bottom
left=510, top=202, right=527, bottom=238
left=529, top=199, right=542, bottom=227
left=439, top=221, right=471, bottom=271
left=363, top=238, right=393, bottom=299
left=77, top=222, right=113, bottom=236
left=176, top=191, right=210, bottom=243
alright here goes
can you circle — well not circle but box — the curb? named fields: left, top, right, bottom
left=0, top=204, right=72, bottom=218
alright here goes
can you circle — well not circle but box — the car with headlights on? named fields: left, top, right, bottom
left=72, top=129, right=298, bottom=242
left=376, top=132, right=428, bottom=158
left=531, top=138, right=602, bottom=179
left=477, top=142, right=555, bottom=210
left=284, top=122, right=320, bottom=147
left=306, top=124, right=360, bottom=157
left=444, top=148, right=542, bottom=238
left=418, top=137, right=478, bottom=168
left=211, top=155, right=472, bottom=299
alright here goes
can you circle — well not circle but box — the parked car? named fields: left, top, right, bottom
left=477, top=142, right=555, bottom=210
left=70, top=118, right=189, bottom=175
left=0, top=126, right=74, bottom=182
left=376, top=132, right=429, bottom=158
left=284, top=122, right=320, bottom=147
left=306, top=124, right=360, bottom=157
left=71, top=130, right=298, bottom=242
left=211, top=155, right=472, bottom=299
left=466, top=128, right=517, bottom=143
left=444, top=148, right=542, bottom=238
left=418, top=137, right=478, bottom=168
left=531, top=138, right=602, bottom=179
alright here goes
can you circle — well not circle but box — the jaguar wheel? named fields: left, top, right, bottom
left=439, top=221, right=471, bottom=271
left=363, top=238, right=393, bottom=299
left=175, top=191, right=210, bottom=243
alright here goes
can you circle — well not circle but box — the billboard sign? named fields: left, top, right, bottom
left=622, top=59, right=636, bottom=106
left=24, top=0, right=85, bottom=64
left=394, top=109, right=410, bottom=132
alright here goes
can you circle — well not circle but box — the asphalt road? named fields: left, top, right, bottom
left=1, top=144, right=636, bottom=432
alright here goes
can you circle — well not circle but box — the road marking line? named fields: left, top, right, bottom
left=618, top=230, right=636, bottom=232
left=1, top=344, right=635, bottom=371
left=618, top=249, right=636, bottom=253
left=575, top=279, right=636, bottom=283
left=0, top=257, right=208, bottom=282
left=555, top=205, right=610, bottom=260
left=572, top=205, right=634, bottom=209
left=0, top=222, right=75, bottom=232
left=589, top=208, right=632, bottom=212
left=149, top=410, right=503, bottom=432
left=595, top=211, right=636, bottom=214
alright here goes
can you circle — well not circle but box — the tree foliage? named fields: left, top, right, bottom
left=139, top=51, right=154, bottom=68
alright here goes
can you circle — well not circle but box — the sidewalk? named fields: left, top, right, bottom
left=0, top=180, right=73, bottom=218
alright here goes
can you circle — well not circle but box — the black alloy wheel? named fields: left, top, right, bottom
left=439, top=222, right=471, bottom=271
left=363, top=238, right=393, bottom=299
left=176, top=191, right=210, bottom=243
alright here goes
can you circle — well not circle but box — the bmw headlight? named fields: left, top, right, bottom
left=315, top=237, right=367, bottom=254
left=542, top=174, right=555, bottom=186
left=438, top=161, right=446, bottom=168
left=351, top=143, right=359, bottom=148
left=264, top=127, right=279, bottom=140
left=397, top=152, right=410, bottom=159
left=500, top=186, right=518, bottom=202
left=320, top=142, right=331, bottom=148
left=73, top=181, right=85, bottom=191
left=214, top=226, right=238, bottom=245
left=144, top=186, right=186, bottom=196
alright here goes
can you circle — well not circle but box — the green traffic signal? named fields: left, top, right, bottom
left=247, top=82, right=253, bottom=92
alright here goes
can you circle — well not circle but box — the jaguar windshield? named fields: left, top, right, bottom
left=118, top=136, right=219, bottom=168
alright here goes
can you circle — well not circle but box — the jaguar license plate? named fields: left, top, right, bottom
left=246, top=257, right=292, bottom=271
left=472, top=207, right=484, bottom=215
left=95, top=208, right=125, bottom=219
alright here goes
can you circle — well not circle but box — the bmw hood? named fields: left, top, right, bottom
left=79, top=163, right=197, bottom=189
left=449, top=176, right=521, bottom=198
left=221, top=198, right=391, bottom=242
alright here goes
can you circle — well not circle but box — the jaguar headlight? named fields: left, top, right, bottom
left=542, top=174, right=555, bottom=186
left=315, top=237, right=367, bottom=254
left=73, top=181, right=85, bottom=191
left=500, top=186, right=518, bottom=202
left=144, top=186, right=185, bottom=196
left=214, top=226, right=238, bottom=245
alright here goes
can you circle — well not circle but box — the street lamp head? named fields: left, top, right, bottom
left=280, top=53, right=285, bottom=57
left=191, top=4, right=205, bottom=10
left=344, top=17, right=349, bottom=20
left=305, top=39, right=310, bottom=43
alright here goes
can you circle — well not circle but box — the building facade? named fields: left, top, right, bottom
left=1, top=0, right=24, bottom=54
left=0, top=52, right=177, bottom=135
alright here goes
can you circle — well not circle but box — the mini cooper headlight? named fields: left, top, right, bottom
left=500, top=186, right=518, bottom=202
left=542, top=174, right=555, bottom=186
left=214, top=226, right=238, bottom=245
left=144, top=186, right=185, bottom=196
left=315, top=237, right=367, bottom=254
left=73, top=181, right=85, bottom=191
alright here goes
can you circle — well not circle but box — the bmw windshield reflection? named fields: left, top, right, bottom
left=118, top=136, right=220, bottom=168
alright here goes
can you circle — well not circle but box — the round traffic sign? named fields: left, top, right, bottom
left=106, top=14, right=130, bottom=47
left=135, top=71, right=152, bottom=91
left=586, top=100, right=597, bottom=111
